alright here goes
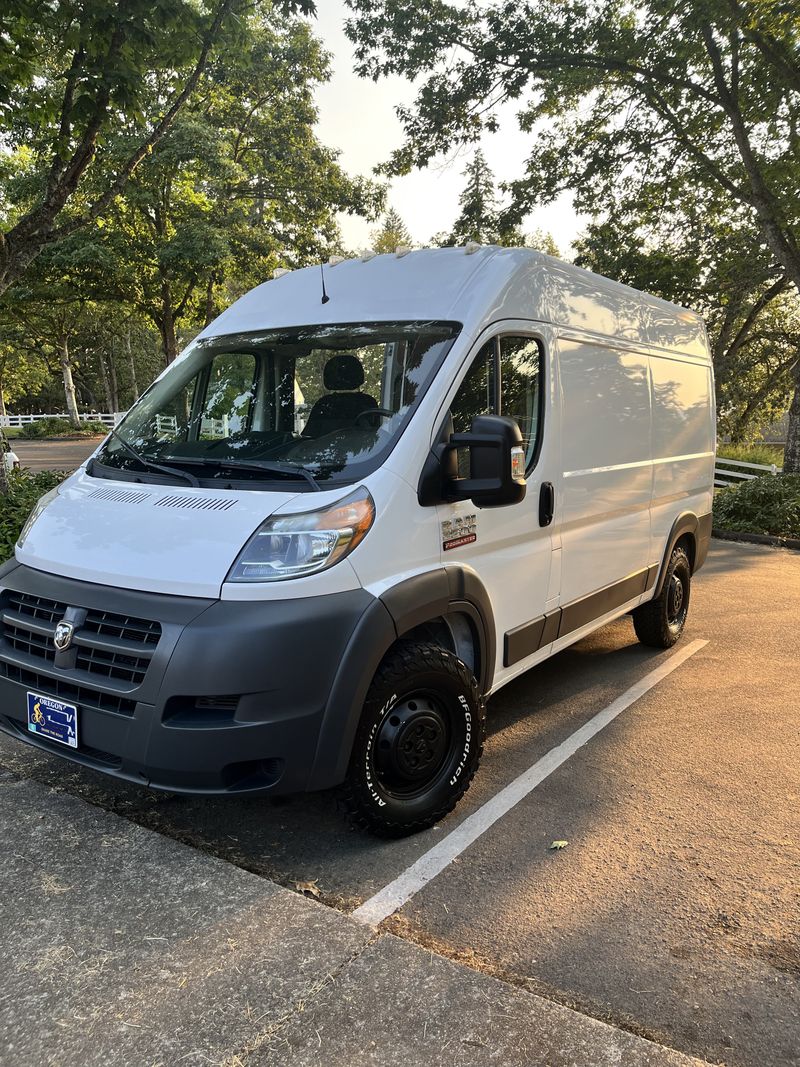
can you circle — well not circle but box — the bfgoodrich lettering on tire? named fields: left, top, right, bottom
left=340, top=641, right=486, bottom=836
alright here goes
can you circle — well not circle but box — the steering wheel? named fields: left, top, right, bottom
left=355, top=408, right=394, bottom=426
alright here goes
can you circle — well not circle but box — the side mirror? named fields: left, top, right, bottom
left=446, top=414, right=527, bottom=508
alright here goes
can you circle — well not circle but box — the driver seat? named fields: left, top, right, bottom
left=303, top=354, right=378, bottom=438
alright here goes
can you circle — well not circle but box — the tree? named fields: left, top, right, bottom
left=526, top=229, right=560, bottom=258
left=346, top=0, right=800, bottom=468
left=77, top=19, right=382, bottom=362
left=0, top=343, right=48, bottom=422
left=433, top=151, right=525, bottom=247
left=0, top=0, right=314, bottom=297
left=371, top=208, right=411, bottom=252
left=447, top=151, right=498, bottom=245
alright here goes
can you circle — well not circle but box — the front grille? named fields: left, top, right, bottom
left=0, top=663, right=137, bottom=717
left=1, top=591, right=161, bottom=687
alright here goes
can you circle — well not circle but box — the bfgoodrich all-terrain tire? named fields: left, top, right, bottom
left=340, top=642, right=486, bottom=837
left=633, top=545, right=692, bottom=648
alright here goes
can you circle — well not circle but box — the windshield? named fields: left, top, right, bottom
left=95, top=321, right=460, bottom=488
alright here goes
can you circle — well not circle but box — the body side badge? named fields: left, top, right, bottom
left=442, top=513, right=477, bottom=552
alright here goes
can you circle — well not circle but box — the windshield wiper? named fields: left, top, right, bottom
left=102, top=428, right=200, bottom=487
left=164, top=455, right=321, bottom=491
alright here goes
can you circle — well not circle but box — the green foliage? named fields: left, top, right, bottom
left=716, top=443, right=784, bottom=467
left=525, top=229, right=560, bottom=258
left=0, top=9, right=384, bottom=406
left=18, top=417, right=105, bottom=438
left=20, top=418, right=72, bottom=437
left=714, top=475, right=800, bottom=539
left=347, top=0, right=800, bottom=445
left=432, top=151, right=525, bottom=248
left=371, top=208, right=412, bottom=253
left=0, top=469, right=66, bottom=563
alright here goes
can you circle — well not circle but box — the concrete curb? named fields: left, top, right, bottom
left=0, top=775, right=710, bottom=1067
left=712, top=527, right=800, bottom=551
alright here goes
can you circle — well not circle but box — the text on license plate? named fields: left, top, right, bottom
left=27, top=691, right=79, bottom=748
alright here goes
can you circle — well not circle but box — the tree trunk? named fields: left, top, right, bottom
left=157, top=278, right=179, bottom=365
left=59, top=335, right=81, bottom=428
left=783, top=364, right=800, bottom=475
left=0, top=402, right=9, bottom=495
left=127, top=328, right=139, bottom=402
left=98, top=350, right=114, bottom=414
left=158, top=315, right=178, bottom=366
left=204, top=274, right=216, bottom=326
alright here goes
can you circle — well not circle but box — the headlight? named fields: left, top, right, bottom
left=227, top=486, right=375, bottom=582
left=16, top=486, right=60, bottom=549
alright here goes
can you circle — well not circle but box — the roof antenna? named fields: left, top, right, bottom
left=320, top=263, right=330, bottom=304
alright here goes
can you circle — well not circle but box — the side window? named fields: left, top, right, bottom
left=499, top=336, right=542, bottom=466
left=450, top=339, right=495, bottom=434
left=450, top=340, right=495, bottom=476
left=449, top=335, right=543, bottom=473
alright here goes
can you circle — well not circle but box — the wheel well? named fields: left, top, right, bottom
left=396, top=612, right=479, bottom=678
left=674, top=531, right=697, bottom=572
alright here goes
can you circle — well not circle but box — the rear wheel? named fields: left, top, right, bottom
left=633, top=545, right=691, bottom=648
left=340, top=642, right=485, bottom=837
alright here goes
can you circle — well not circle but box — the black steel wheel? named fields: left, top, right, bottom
left=340, top=642, right=485, bottom=836
left=633, top=545, right=692, bottom=648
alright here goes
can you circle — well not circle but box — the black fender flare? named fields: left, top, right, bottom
left=653, top=510, right=712, bottom=597
left=307, top=566, right=496, bottom=791
left=379, top=565, right=496, bottom=695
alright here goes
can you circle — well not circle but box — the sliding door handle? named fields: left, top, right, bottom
left=539, top=481, right=555, bottom=527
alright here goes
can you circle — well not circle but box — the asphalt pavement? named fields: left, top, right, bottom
left=0, top=540, right=797, bottom=1066
left=9, top=437, right=103, bottom=472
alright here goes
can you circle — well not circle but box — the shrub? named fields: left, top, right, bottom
left=19, top=417, right=76, bottom=438
left=80, top=421, right=110, bottom=435
left=19, top=421, right=46, bottom=438
left=714, top=474, right=800, bottom=539
left=0, top=469, right=67, bottom=563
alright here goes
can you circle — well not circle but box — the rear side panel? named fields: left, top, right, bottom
left=649, top=353, right=715, bottom=568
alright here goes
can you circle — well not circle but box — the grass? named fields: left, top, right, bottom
left=716, top=442, right=785, bottom=467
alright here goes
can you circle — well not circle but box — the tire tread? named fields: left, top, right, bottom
left=339, top=641, right=485, bottom=837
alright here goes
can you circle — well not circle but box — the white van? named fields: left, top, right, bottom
left=0, top=248, right=715, bottom=835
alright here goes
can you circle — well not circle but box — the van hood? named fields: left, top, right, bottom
left=15, top=470, right=303, bottom=598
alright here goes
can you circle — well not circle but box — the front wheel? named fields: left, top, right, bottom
left=633, top=545, right=691, bottom=648
left=340, top=642, right=485, bottom=837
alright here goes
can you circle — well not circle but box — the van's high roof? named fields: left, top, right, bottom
left=205, top=246, right=708, bottom=360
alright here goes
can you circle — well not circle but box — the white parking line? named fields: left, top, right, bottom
left=352, top=638, right=709, bottom=926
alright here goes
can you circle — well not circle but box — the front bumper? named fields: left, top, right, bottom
left=0, top=561, right=378, bottom=795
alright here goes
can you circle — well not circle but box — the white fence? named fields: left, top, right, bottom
left=714, top=456, right=782, bottom=488
left=0, top=412, right=125, bottom=429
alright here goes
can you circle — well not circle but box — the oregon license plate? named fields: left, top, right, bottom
left=27, top=692, right=78, bottom=748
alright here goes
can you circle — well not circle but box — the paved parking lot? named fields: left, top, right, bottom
left=0, top=540, right=798, bottom=1067
left=9, top=437, right=103, bottom=472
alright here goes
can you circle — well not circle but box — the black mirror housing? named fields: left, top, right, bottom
left=447, top=414, right=527, bottom=508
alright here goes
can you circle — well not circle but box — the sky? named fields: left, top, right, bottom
left=312, top=2, right=584, bottom=255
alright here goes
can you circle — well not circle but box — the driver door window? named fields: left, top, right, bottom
left=449, top=335, right=543, bottom=473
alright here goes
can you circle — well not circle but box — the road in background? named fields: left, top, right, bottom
left=0, top=542, right=797, bottom=1066
left=11, top=437, right=103, bottom=472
